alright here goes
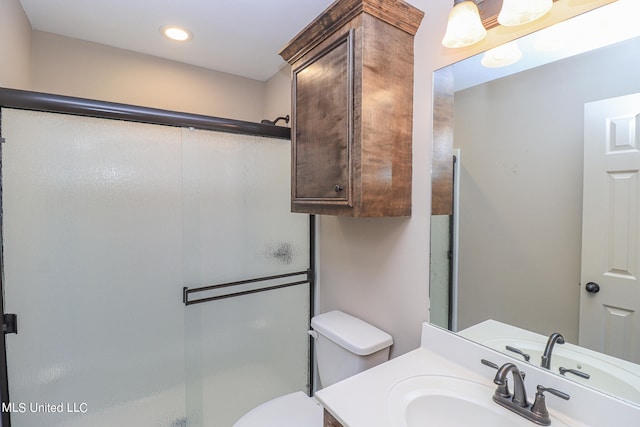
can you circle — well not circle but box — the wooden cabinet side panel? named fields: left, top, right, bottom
left=358, top=14, right=413, bottom=216
left=323, top=409, right=345, bottom=427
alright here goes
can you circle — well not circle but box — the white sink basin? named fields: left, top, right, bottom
left=386, top=375, right=569, bottom=427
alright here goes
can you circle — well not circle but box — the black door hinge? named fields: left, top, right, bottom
left=2, top=314, right=17, bottom=334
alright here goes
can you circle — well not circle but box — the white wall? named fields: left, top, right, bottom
left=0, top=0, right=32, bottom=89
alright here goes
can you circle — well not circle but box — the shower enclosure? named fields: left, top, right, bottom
left=0, top=89, right=313, bottom=427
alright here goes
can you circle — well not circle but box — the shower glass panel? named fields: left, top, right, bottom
left=1, top=108, right=310, bottom=427
left=1, top=109, right=186, bottom=426
left=429, top=214, right=451, bottom=330
left=182, top=129, right=310, bottom=427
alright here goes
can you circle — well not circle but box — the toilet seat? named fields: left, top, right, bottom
left=233, top=391, right=323, bottom=427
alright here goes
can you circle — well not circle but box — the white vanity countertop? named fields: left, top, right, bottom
left=314, top=323, right=640, bottom=427
left=314, top=347, right=479, bottom=426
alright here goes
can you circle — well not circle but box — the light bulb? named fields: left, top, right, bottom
left=498, top=0, right=553, bottom=27
left=442, top=1, right=487, bottom=48
left=481, top=41, right=522, bottom=68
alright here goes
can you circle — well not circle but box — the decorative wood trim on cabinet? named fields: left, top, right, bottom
left=280, top=0, right=424, bottom=217
left=477, top=0, right=503, bottom=30
left=279, top=0, right=423, bottom=65
left=292, top=30, right=355, bottom=207
left=323, top=409, right=345, bottom=427
left=432, top=67, right=454, bottom=215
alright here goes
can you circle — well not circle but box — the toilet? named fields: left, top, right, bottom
left=233, top=310, right=393, bottom=427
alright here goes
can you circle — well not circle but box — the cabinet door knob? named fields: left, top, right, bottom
left=334, top=185, right=343, bottom=192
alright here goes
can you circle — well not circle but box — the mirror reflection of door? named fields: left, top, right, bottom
left=580, top=93, right=640, bottom=364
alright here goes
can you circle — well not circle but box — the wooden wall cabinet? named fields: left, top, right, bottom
left=279, top=0, right=423, bottom=217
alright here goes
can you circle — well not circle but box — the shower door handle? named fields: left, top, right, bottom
left=2, top=314, right=17, bottom=334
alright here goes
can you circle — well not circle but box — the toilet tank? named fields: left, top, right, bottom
left=310, top=310, right=393, bottom=388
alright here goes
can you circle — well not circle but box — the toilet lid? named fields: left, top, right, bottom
left=233, top=391, right=323, bottom=427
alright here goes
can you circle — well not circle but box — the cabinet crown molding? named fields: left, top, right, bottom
left=279, top=0, right=424, bottom=64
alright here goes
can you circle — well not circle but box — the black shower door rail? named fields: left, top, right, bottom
left=183, top=269, right=313, bottom=306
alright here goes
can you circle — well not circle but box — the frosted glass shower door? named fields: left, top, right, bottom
left=182, top=129, right=311, bottom=427
left=1, top=107, right=311, bottom=427
left=1, top=109, right=186, bottom=427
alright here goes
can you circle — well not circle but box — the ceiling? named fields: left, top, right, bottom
left=19, top=0, right=335, bottom=82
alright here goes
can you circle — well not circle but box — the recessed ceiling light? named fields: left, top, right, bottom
left=161, top=25, right=192, bottom=42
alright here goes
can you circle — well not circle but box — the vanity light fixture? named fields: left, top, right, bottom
left=534, top=23, right=572, bottom=52
left=161, top=25, right=193, bottom=42
left=442, top=0, right=487, bottom=48
left=498, top=0, right=553, bottom=26
left=481, top=40, right=522, bottom=67
left=442, top=0, right=555, bottom=48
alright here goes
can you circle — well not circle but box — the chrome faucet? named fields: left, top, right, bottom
left=540, top=332, right=565, bottom=369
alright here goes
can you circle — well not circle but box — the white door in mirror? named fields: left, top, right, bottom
left=580, top=92, right=640, bottom=363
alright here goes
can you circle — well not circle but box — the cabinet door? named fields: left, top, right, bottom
left=292, top=30, right=353, bottom=205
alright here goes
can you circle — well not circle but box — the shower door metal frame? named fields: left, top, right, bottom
left=0, top=87, right=313, bottom=427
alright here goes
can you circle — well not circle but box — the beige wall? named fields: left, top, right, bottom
left=0, top=0, right=278, bottom=124
left=315, top=0, right=445, bottom=358
left=455, top=35, right=640, bottom=342
left=263, top=66, right=292, bottom=124
left=0, top=0, right=32, bottom=89
left=31, top=32, right=267, bottom=122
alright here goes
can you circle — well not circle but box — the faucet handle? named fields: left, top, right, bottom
left=481, top=360, right=512, bottom=397
left=531, top=385, right=570, bottom=423
left=559, top=367, right=590, bottom=379
left=539, top=385, right=570, bottom=401
left=481, top=359, right=499, bottom=370
left=505, top=345, right=531, bottom=362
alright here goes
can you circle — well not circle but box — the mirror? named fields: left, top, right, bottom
left=430, top=0, right=640, bottom=406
